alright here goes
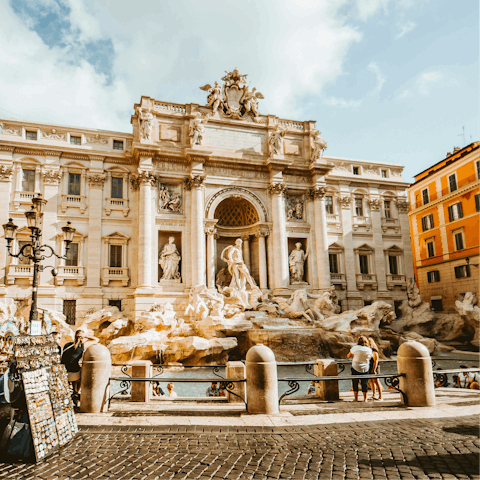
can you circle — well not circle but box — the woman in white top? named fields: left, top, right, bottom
left=347, top=336, right=373, bottom=402
left=166, top=382, right=177, bottom=398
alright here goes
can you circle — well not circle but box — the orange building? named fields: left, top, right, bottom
left=408, top=142, right=479, bottom=312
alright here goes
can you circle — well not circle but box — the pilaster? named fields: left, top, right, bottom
left=397, top=199, right=414, bottom=278
left=0, top=159, right=13, bottom=290
left=369, top=197, right=388, bottom=294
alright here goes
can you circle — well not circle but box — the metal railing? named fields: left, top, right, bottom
left=278, top=373, right=407, bottom=405
left=107, top=376, right=246, bottom=408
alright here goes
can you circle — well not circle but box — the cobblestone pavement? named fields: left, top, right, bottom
left=0, top=416, right=478, bottom=480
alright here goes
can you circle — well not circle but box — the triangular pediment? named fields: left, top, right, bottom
left=384, top=244, right=403, bottom=253
left=102, top=231, right=130, bottom=240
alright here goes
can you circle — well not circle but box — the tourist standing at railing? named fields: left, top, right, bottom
left=218, top=383, right=227, bottom=397
left=456, top=365, right=471, bottom=388
left=307, top=381, right=316, bottom=395
left=367, top=338, right=382, bottom=401
left=152, top=382, right=165, bottom=396
left=206, top=382, right=219, bottom=397
left=166, top=382, right=177, bottom=398
left=347, top=336, right=373, bottom=402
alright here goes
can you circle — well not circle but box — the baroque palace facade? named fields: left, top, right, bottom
left=0, top=70, right=412, bottom=323
left=408, top=142, right=479, bottom=312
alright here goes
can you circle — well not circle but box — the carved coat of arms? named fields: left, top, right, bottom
left=199, top=68, right=264, bottom=121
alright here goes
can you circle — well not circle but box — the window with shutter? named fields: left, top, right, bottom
left=426, top=240, right=435, bottom=258
left=454, top=232, right=464, bottom=251
left=455, top=265, right=470, bottom=278
left=421, top=217, right=427, bottom=231
left=475, top=194, right=480, bottom=212
left=388, top=256, right=398, bottom=275
left=68, top=173, right=81, bottom=196
left=448, top=174, right=457, bottom=192
left=109, top=245, right=122, bottom=267
left=65, top=243, right=79, bottom=266
left=422, top=189, right=429, bottom=205
left=359, top=255, right=369, bottom=274
left=448, top=205, right=453, bottom=222
left=329, top=253, right=339, bottom=273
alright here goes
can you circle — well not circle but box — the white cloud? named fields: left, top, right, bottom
left=367, top=62, right=386, bottom=95
left=396, top=69, right=444, bottom=100
left=395, top=20, right=417, bottom=39
left=353, top=0, right=390, bottom=21
left=325, top=96, right=362, bottom=109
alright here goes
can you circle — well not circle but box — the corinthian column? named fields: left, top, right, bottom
left=136, top=170, right=156, bottom=287
left=186, top=175, right=206, bottom=287
left=255, top=231, right=269, bottom=290
left=309, top=186, right=330, bottom=290
left=268, top=183, right=289, bottom=293
left=205, top=226, right=216, bottom=289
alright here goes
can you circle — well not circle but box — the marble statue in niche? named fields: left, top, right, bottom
left=289, top=242, right=308, bottom=284
left=159, top=237, right=181, bottom=282
left=158, top=184, right=182, bottom=212
left=311, top=129, right=327, bottom=162
left=286, top=196, right=304, bottom=221
left=189, top=112, right=210, bottom=146
left=269, top=125, right=286, bottom=155
left=137, top=107, right=154, bottom=140
left=220, top=238, right=256, bottom=292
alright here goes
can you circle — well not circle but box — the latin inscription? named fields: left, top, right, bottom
left=204, top=127, right=264, bottom=153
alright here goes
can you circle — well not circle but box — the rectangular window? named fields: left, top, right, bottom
left=448, top=174, right=457, bottom=192
left=25, top=130, right=37, bottom=140
left=63, top=300, right=76, bottom=326
left=68, top=173, right=81, bottom=196
left=355, top=198, right=363, bottom=216
left=431, top=299, right=443, bottom=312
left=381, top=170, right=388, bottom=178
left=388, top=255, right=399, bottom=275
left=353, top=166, right=360, bottom=175
left=475, top=194, right=479, bottom=212
left=18, top=241, right=32, bottom=265
left=65, top=243, right=79, bottom=266
left=22, top=169, right=35, bottom=192
left=448, top=202, right=463, bottom=221
left=384, top=200, right=391, bottom=218
left=109, top=245, right=122, bottom=268
left=454, top=231, right=464, bottom=251
left=426, top=240, right=435, bottom=258
left=113, top=140, right=124, bottom=150
left=359, top=254, right=369, bottom=274
left=427, top=271, right=440, bottom=283
left=329, top=253, right=339, bottom=274
left=422, top=188, right=429, bottom=205
left=70, top=135, right=81, bottom=145
left=421, top=214, right=434, bottom=232
left=111, top=177, right=123, bottom=199
left=325, top=196, right=333, bottom=214
left=454, top=265, right=470, bottom=278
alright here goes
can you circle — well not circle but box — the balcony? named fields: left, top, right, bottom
left=104, top=198, right=130, bottom=217
left=330, top=273, right=346, bottom=288
left=60, top=194, right=87, bottom=214
left=352, top=216, right=371, bottom=232
left=381, top=217, right=400, bottom=233
left=55, top=266, right=85, bottom=286
left=7, top=264, right=33, bottom=285
left=386, top=274, right=406, bottom=290
left=102, top=267, right=129, bottom=286
left=13, top=191, right=37, bottom=210
left=356, top=273, right=377, bottom=290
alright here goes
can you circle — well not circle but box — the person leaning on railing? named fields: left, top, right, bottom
left=347, top=336, right=373, bottom=402
left=206, top=382, right=219, bottom=397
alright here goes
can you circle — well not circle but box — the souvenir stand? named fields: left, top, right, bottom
left=12, top=334, right=78, bottom=461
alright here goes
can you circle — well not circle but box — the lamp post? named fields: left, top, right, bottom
left=2, top=194, right=76, bottom=328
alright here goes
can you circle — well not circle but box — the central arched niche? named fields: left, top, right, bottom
left=214, top=197, right=259, bottom=227
left=213, top=197, right=261, bottom=286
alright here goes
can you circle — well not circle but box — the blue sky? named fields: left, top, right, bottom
left=0, top=0, right=477, bottom=182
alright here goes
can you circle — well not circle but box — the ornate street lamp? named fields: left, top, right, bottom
left=2, top=194, right=76, bottom=328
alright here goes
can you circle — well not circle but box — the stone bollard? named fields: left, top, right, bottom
left=397, top=341, right=436, bottom=407
left=130, top=361, right=152, bottom=402
left=226, top=361, right=246, bottom=404
left=80, top=344, right=111, bottom=413
left=246, top=344, right=278, bottom=414
left=314, top=359, right=339, bottom=401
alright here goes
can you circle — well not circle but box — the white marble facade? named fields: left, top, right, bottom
left=0, top=70, right=413, bottom=322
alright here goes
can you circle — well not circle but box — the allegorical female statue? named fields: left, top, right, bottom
left=159, top=237, right=181, bottom=281
left=289, top=242, right=308, bottom=284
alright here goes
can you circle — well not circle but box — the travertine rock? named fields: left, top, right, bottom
left=455, top=292, right=480, bottom=346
